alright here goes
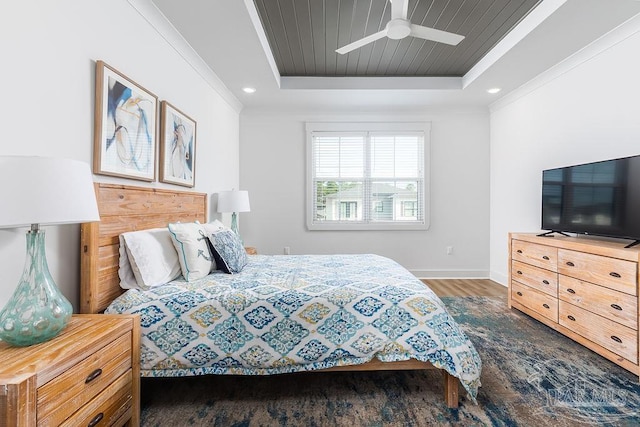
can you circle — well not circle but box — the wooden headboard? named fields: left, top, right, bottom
left=80, top=183, right=208, bottom=313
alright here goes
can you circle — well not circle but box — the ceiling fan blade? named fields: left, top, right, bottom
left=391, top=0, right=409, bottom=20
left=336, top=29, right=388, bottom=55
left=410, top=24, right=465, bottom=45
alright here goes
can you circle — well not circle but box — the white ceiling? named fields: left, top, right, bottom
left=151, top=0, right=640, bottom=112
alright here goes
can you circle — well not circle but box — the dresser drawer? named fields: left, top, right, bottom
left=559, top=301, right=638, bottom=364
left=512, top=260, right=558, bottom=296
left=559, top=275, right=638, bottom=330
left=558, top=249, right=637, bottom=295
left=37, top=332, right=132, bottom=425
left=511, top=281, right=558, bottom=322
left=512, top=240, right=558, bottom=271
left=60, top=370, right=133, bottom=427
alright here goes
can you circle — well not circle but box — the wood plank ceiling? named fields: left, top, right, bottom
left=252, top=0, right=542, bottom=77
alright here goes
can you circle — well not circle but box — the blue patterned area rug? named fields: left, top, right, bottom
left=140, top=296, right=640, bottom=426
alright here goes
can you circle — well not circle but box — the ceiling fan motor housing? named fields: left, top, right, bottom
left=386, top=19, right=411, bottom=39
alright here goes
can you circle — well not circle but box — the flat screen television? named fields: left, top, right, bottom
left=541, top=155, right=640, bottom=247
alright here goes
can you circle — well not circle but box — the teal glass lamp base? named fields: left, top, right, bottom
left=230, top=212, right=244, bottom=246
left=0, top=227, right=72, bottom=346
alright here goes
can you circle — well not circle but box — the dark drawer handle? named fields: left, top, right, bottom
left=516, top=249, right=523, bottom=254
left=567, top=288, right=576, bottom=294
left=565, top=261, right=575, bottom=267
left=516, top=291, right=523, bottom=296
left=516, top=270, right=523, bottom=275
left=567, top=315, right=576, bottom=321
left=85, top=368, right=103, bottom=384
left=88, top=412, right=104, bottom=427
left=542, top=255, right=550, bottom=260
left=611, top=303, right=623, bottom=311
left=611, top=336, right=622, bottom=344
left=542, top=280, right=549, bottom=285
left=542, top=303, right=550, bottom=309
left=610, top=272, right=621, bottom=278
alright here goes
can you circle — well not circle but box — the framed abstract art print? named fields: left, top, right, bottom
left=159, top=101, right=196, bottom=187
left=93, top=60, right=158, bottom=181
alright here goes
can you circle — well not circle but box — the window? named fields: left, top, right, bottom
left=340, top=201, right=358, bottom=220
left=307, top=122, right=430, bottom=230
left=402, top=201, right=417, bottom=218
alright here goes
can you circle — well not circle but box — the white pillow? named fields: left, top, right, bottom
left=118, top=234, right=139, bottom=290
left=168, top=222, right=216, bottom=281
left=202, top=219, right=227, bottom=234
left=121, top=228, right=182, bottom=289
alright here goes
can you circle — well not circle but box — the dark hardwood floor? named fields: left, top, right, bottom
left=422, top=278, right=507, bottom=298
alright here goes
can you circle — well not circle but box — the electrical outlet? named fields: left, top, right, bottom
left=446, top=246, right=453, bottom=255
left=284, top=246, right=290, bottom=255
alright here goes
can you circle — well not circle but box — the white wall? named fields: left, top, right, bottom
left=0, top=0, right=240, bottom=311
left=240, top=110, right=490, bottom=277
left=489, top=17, right=640, bottom=284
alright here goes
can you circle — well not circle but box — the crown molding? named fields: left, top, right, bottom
left=127, top=0, right=243, bottom=113
left=490, top=10, right=640, bottom=112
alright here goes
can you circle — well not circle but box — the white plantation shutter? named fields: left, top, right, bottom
left=307, top=123, right=430, bottom=231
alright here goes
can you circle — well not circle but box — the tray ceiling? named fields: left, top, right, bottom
left=252, top=0, right=541, bottom=77
left=150, top=0, right=640, bottom=110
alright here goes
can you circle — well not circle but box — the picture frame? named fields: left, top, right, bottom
left=159, top=101, right=196, bottom=187
left=93, top=60, right=158, bottom=181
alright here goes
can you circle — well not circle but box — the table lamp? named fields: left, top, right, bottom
left=0, top=156, right=100, bottom=346
left=217, top=190, right=250, bottom=244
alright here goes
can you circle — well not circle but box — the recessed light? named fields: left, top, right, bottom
left=487, top=87, right=501, bottom=94
left=242, top=87, right=256, bottom=94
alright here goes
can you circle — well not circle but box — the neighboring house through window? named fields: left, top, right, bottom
left=306, top=122, right=430, bottom=230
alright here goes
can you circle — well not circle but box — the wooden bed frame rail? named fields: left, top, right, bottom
left=79, top=183, right=461, bottom=408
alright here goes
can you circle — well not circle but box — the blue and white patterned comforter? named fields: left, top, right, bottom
left=106, top=254, right=481, bottom=399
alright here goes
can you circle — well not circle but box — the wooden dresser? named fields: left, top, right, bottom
left=508, top=233, right=640, bottom=377
left=0, top=314, right=140, bottom=426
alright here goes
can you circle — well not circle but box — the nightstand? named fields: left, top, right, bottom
left=0, top=314, right=140, bottom=426
left=245, top=246, right=257, bottom=255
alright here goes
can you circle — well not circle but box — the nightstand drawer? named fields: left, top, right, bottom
left=0, top=315, right=139, bottom=427
left=60, top=370, right=133, bottom=427
left=37, top=332, right=132, bottom=425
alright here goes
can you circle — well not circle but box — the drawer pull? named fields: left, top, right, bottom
left=516, top=270, right=523, bottom=275
left=542, top=303, right=550, bottom=309
left=611, top=335, right=622, bottom=344
left=567, top=315, right=576, bottom=321
left=565, top=261, right=575, bottom=267
left=542, top=280, right=549, bottom=285
left=611, top=303, right=623, bottom=311
left=567, top=288, right=576, bottom=294
left=85, top=368, right=103, bottom=384
left=609, top=272, right=621, bottom=278
left=516, top=249, right=522, bottom=254
left=516, top=291, right=523, bottom=296
left=542, top=255, right=550, bottom=260
left=88, top=412, right=104, bottom=427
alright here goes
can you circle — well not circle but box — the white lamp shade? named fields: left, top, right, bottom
left=217, top=190, right=250, bottom=213
left=0, top=156, right=100, bottom=228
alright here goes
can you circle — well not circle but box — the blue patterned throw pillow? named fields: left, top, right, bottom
left=208, top=230, right=248, bottom=274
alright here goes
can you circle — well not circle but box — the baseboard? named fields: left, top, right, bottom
left=489, top=271, right=508, bottom=286
left=411, top=269, right=490, bottom=279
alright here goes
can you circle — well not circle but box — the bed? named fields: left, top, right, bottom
left=80, top=183, right=481, bottom=408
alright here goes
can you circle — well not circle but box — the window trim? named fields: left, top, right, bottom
left=306, top=122, right=431, bottom=231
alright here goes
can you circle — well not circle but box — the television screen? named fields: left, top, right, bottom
left=541, top=155, right=640, bottom=243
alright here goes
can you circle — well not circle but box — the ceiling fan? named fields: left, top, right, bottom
left=336, top=0, right=465, bottom=55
